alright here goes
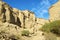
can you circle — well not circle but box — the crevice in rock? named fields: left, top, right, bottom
left=2, top=5, right=6, bottom=22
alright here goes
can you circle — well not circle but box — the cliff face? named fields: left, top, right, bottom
left=0, top=1, right=49, bottom=31
left=0, top=1, right=21, bottom=27
left=0, top=0, right=60, bottom=32
left=0, top=0, right=60, bottom=40
left=49, top=1, right=60, bottom=22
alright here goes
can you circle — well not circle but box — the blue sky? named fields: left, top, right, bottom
left=3, top=0, right=58, bottom=19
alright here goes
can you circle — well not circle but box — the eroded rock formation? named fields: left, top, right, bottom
left=0, top=1, right=50, bottom=31
left=49, top=0, right=60, bottom=22
left=0, top=0, right=60, bottom=40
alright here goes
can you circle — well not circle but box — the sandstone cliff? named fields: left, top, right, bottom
left=49, top=0, right=60, bottom=22
left=0, top=1, right=50, bottom=32
left=0, top=0, right=60, bottom=40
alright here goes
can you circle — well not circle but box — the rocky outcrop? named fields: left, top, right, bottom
left=0, top=1, right=21, bottom=27
left=1, top=0, right=60, bottom=32
left=0, top=22, right=22, bottom=40
left=0, top=1, right=50, bottom=31
left=49, top=1, right=60, bottom=22
left=0, top=0, right=60, bottom=33
left=0, top=0, right=60, bottom=40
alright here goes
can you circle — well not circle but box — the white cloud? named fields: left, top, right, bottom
left=42, top=10, right=48, bottom=13
left=31, top=0, right=51, bottom=19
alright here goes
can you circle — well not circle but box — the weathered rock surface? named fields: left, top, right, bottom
left=0, top=1, right=21, bottom=27
left=0, top=1, right=50, bottom=31
left=0, top=1, right=49, bottom=40
left=0, top=0, right=60, bottom=40
left=49, top=0, right=60, bottom=22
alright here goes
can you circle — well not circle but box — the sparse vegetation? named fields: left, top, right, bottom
left=21, top=30, right=30, bottom=36
left=40, top=20, right=60, bottom=36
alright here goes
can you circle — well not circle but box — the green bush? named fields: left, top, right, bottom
left=40, top=20, right=60, bottom=36
left=21, top=30, right=30, bottom=36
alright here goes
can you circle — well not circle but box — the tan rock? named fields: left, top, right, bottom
left=31, top=31, right=46, bottom=40
left=18, top=10, right=24, bottom=27
left=0, top=1, right=50, bottom=29
left=13, top=8, right=19, bottom=22
left=4, top=5, right=10, bottom=22
left=0, top=0, right=59, bottom=40
left=49, top=0, right=60, bottom=22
